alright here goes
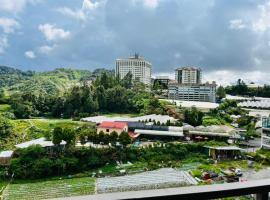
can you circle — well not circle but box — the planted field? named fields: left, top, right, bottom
left=3, top=177, right=95, bottom=200
left=13, top=118, right=93, bottom=133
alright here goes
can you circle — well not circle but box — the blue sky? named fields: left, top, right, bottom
left=1, top=0, right=270, bottom=85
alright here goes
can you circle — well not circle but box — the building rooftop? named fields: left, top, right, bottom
left=164, top=99, right=219, bottom=109
left=134, top=129, right=184, bottom=138
left=238, top=100, right=270, bottom=109
left=82, top=114, right=177, bottom=124
left=15, top=137, right=66, bottom=149
left=98, top=121, right=127, bottom=129
left=175, top=67, right=201, bottom=71
left=204, top=146, right=243, bottom=151
left=168, top=82, right=216, bottom=87
left=0, top=150, right=14, bottom=158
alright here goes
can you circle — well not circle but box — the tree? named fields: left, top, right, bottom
left=62, top=128, right=76, bottom=147
left=184, top=107, right=204, bottom=126
left=0, top=89, right=4, bottom=103
left=216, top=86, right=226, bottom=99
left=109, top=131, right=118, bottom=146
left=121, top=72, right=133, bottom=89
left=95, top=85, right=107, bottom=110
left=79, top=132, right=87, bottom=145
left=98, top=131, right=105, bottom=144
left=0, top=116, right=13, bottom=138
left=119, top=131, right=131, bottom=147
left=52, top=127, right=63, bottom=145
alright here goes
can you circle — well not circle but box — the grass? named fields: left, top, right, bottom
left=0, top=181, right=8, bottom=194
left=3, top=177, right=95, bottom=200
left=0, top=104, right=11, bottom=112
left=1, top=118, right=95, bottom=150
left=194, top=160, right=249, bottom=176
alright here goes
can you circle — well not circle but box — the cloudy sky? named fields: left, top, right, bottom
left=1, top=0, right=270, bottom=85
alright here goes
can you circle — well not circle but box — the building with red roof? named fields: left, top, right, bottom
left=97, top=121, right=128, bottom=135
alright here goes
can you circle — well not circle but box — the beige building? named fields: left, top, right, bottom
left=116, top=54, right=152, bottom=85
left=97, top=121, right=128, bottom=135
left=175, top=67, right=202, bottom=84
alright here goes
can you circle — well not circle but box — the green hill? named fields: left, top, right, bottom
left=0, top=66, right=113, bottom=96
left=0, top=66, right=33, bottom=88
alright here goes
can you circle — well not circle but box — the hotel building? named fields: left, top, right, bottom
left=115, top=54, right=152, bottom=85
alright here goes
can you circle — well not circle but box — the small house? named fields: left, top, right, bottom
left=97, top=121, right=128, bottom=135
left=0, top=150, right=14, bottom=166
left=204, top=146, right=243, bottom=160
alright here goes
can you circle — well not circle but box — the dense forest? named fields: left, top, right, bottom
left=0, top=66, right=114, bottom=96
left=3, top=71, right=166, bottom=119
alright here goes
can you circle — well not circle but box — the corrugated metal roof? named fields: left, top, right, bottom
left=134, top=129, right=184, bottom=137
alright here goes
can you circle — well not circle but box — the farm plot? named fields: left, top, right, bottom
left=3, top=177, right=95, bottom=200
left=97, top=168, right=197, bottom=194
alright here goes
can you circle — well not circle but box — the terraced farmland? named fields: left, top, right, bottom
left=3, top=177, right=95, bottom=200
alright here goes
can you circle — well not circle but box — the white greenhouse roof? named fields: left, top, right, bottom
left=164, top=99, right=219, bottom=109
left=238, top=100, right=270, bottom=109
left=134, top=129, right=184, bottom=137
left=82, top=114, right=177, bottom=124
left=188, top=131, right=231, bottom=138
left=0, top=150, right=14, bottom=158
left=15, top=137, right=66, bottom=149
left=205, top=146, right=243, bottom=151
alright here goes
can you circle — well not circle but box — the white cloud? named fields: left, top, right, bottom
left=25, top=50, right=36, bottom=59
left=0, top=36, right=8, bottom=54
left=0, top=18, right=20, bottom=34
left=82, top=0, right=100, bottom=11
left=229, top=19, right=246, bottom=30
left=204, top=70, right=270, bottom=86
left=57, top=0, right=103, bottom=21
left=143, top=0, right=159, bottom=9
left=0, top=0, right=42, bottom=13
left=38, top=24, right=70, bottom=42
left=0, top=0, right=27, bottom=12
left=57, top=7, right=86, bottom=21
left=38, top=45, right=56, bottom=54
left=252, top=2, right=270, bottom=32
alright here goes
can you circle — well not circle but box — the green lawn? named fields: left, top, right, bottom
left=3, top=177, right=95, bottom=200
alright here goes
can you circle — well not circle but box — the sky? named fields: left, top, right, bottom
left=1, top=0, right=270, bottom=85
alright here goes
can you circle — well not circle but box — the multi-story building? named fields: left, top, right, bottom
left=115, top=54, right=152, bottom=85
left=262, top=117, right=270, bottom=149
left=175, top=67, right=202, bottom=84
left=153, top=76, right=171, bottom=89
left=168, top=82, right=217, bottom=103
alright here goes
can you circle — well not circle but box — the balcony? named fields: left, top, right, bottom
left=55, top=179, right=270, bottom=200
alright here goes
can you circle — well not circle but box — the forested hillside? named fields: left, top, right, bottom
left=0, top=66, right=33, bottom=88
left=0, top=66, right=111, bottom=96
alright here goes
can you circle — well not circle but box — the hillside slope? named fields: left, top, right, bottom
left=0, top=67, right=113, bottom=96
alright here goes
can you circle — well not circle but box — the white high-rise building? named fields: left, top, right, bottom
left=175, top=67, right=202, bottom=84
left=116, top=54, right=152, bottom=85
